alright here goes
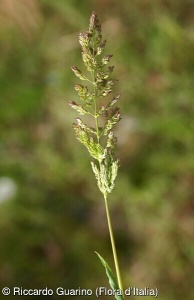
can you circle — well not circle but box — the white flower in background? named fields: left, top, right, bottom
left=0, top=177, right=17, bottom=203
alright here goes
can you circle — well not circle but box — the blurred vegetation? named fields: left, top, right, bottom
left=0, top=0, right=194, bottom=299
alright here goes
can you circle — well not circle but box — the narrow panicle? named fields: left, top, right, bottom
left=69, top=11, right=121, bottom=197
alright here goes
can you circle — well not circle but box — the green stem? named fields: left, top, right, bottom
left=104, top=194, right=125, bottom=298
left=92, top=70, right=100, bottom=143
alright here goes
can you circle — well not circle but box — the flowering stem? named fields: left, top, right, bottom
left=92, top=69, right=100, bottom=144
left=70, top=11, right=124, bottom=299
left=104, top=194, right=125, bottom=298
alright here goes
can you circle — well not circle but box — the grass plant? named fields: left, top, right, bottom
left=69, top=12, right=124, bottom=300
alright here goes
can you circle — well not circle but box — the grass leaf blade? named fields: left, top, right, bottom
left=95, top=252, right=124, bottom=300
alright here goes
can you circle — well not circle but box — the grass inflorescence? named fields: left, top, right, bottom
left=69, top=11, right=124, bottom=300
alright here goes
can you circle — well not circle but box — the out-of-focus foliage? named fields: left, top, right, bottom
left=0, top=0, right=194, bottom=299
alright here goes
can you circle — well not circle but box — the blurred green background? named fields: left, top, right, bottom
left=0, top=0, right=194, bottom=299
